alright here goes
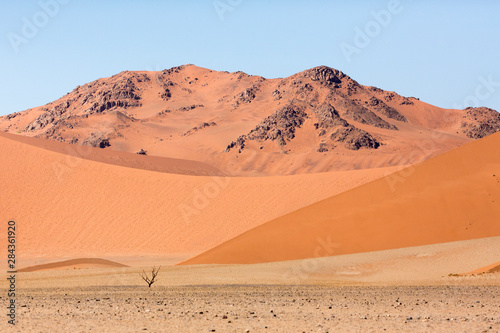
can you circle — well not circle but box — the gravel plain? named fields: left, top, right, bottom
left=2, top=285, right=499, bottom=333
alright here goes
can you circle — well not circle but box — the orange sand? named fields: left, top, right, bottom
left=18, top=258, right=128, bottom=272
left=182, top=132, right=500, bottom=265
left=464, top=261, right=500, bottom=275
left=0, top=133, right=397, bottom=263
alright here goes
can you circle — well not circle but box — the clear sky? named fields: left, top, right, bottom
left=1, top=0, right=499, bottom=116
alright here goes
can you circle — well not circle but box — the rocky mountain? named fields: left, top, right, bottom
left=1, top=64, right=499, bottom=175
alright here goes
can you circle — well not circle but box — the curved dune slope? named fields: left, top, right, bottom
left=0, top=134, right=397, bottom=261
left=0, top=132, right=225, bottom=176
left=181, top=132, right=500, bottom=265
left=464, top=261, right=500, bottom=275
left=18, top=258, right=128, bottom=272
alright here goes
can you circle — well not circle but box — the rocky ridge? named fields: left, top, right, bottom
left=1, top=64, right=499, bottom=161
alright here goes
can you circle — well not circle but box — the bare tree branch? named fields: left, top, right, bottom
left=139, top=266, right=161, bottom=288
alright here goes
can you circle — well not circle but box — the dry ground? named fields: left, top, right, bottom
left=2, top=237, right=500, bottom=332
left=1, top=285, right=499, bottom=332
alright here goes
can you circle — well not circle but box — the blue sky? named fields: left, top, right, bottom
left=1, top=0, right=499, bottom=116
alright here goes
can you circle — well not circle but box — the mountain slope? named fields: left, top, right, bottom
left=2, top=65, right=498, bottom=175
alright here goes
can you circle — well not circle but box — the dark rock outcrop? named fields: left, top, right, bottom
left=400, top=97, right=414, bottom=105
left=4, top=112, right=20, bottom=121
left=183, top=122, right=217, bottom=136
left=81, top=74, right=144, bottom=114
left=160, top=88, right=172, bottom=101
left=25, top=103, right=69, bottom=132
left=330, top=125, right=380, bottom=150
left=460, top=107, right=500, bottom=139
left=367, top=97, right=407, bottom=122
left=247, top=104, right=307, bottom=144
left=303, top=66, right=346, bottom=87
left=329, top=96, right=398, bottom=130
left=313, top=103, right=381, bottom=150
left=233, top=86, right=259, bottom=108
left=313, top=103, right=349, bottom=129
left=272, top=89, right=282, bottom=101
left=226, top=103, right=307, bottom=151
left=82, top=133, right=110, bottom=148
left=178, top=104, right=204, bottom=112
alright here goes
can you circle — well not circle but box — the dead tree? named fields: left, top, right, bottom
left=140, top=266, right=161, bottom=288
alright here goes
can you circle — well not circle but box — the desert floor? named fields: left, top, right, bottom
left=1, top=285, right=499, bottom=333
left=2, top=238, right=500, bottom=332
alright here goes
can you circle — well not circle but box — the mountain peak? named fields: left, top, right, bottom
left=1, top=65, right=499, bottom=175
left=300, top=65, right=348, bottom=86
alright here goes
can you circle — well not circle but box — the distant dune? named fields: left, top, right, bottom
left=464, top=261, right=500, bottom=275
left=18, top=258, right=128, bottom=272
left=0, top=132, right=225, bottom=176
left=181, top=132, right=500, bottom=265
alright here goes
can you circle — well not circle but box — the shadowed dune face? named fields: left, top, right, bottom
left=0, top=133, right=398, bottom=261
left=180, top=132, right=500, bottom=265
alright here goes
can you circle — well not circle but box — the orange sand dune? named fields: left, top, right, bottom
left=489, top=264, right=500, bottom=273
left=0, top=132, right=224, bottom=176
left=464, top=261, right=500, bottom=275
left=0, top=134, right=398, bottom=261
left=181, top=132, right=500, bottom=265
left=18, top=258, right=128, bottom=272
